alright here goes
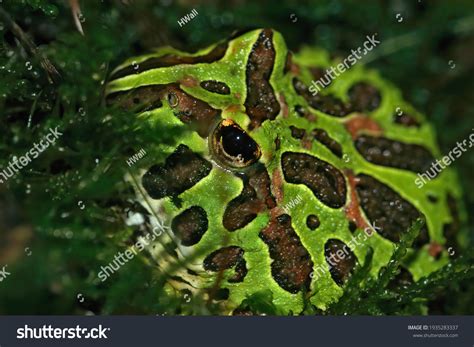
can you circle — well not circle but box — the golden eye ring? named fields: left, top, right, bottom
left=210, top=119, right=261, bottom=169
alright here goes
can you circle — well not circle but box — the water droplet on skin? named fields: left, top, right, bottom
left=132, top=61, right=139, bottom=72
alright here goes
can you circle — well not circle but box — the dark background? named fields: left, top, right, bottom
left=0, top=0, right=473, bottom=315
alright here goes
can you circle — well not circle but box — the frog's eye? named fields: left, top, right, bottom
left=210, top=119, right=261, bottom=169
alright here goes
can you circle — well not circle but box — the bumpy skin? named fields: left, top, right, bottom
left=106, top=29, right=464, bottom=314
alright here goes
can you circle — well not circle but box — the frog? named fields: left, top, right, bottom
left=105, top=28, right=465, bottom=315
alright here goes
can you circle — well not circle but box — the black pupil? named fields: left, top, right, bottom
left=220, top=125, right=258, bottom=162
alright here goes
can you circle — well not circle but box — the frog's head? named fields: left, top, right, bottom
left=106, top=28, right=282, bottom=174
left=105, top=28, right=464, bottom=314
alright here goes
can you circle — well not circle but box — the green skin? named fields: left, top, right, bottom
left=107, top=29, right=464, bottom=314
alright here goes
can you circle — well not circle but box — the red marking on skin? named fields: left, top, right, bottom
left=225, top=104, right=241, bottom=113
left=302, top=138, right=312, bottom=150
left=290, top=63, right=300, bottom=75
left=285, top=53, right=300, bottom=75
left=279, top=94, right=289, bottom=118
left=306, top=113, right=317, bottom=122
left=180, top=75, right=199, bottom=88
left=345, top=114, right=383, bottom=139
left=271, top=168, right=284, bottom=205
left=428, top=242, right=443, bottom=258
left=344, top=170, right=371, bottom=231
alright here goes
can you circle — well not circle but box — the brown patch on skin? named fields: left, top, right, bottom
left=108, top=83, right=221, bottom=138
left=110, top=41, right=229, bottom=80
left=281, top=152, right=347, bottom=208
left=394, top=112, right=421, bottom=128
left=284, top=52, right=291, bottom=74
left=181, top=75, right=199, bottom=88
left=324, top=239, right=357, bottom=286
left=274, top=136, right=281, bottom=151
left=200, top=80, right=231, bottom=95
left=312, top=128, right=343, bottom=158
left=306, top=215, right=320, bottom=230
left=292, top=78, right=352, bottom=117
left=344, top=114, right=382, bottom=139
left=171, top=206, right=208, bottom=246
left=428, top=242, right=443, bottom=259
left=271, top=168, right=285, bottom=205
left=244, top=29, right=281, bottom=129
left=142, top=144, right=212, bottom=199
left=355, top=174, right=429, bottom=246
left=344, top=172, right=371, bottom=231
left=203, top=246, right=247, bottom=283
left=294, top=105, right=317, bottom=122
left=302, top=138, right=312, bottom=150
left=355, top=135, right=435, bottom=173
left=225, top=104, right=241, bottom=113
left=348, top=82, right=382, bottom=112
left=427, top=194, right=438, bottom=203
left=223, top=163, right=276, bottom=231
left=166, top=85, right=221, bottom=137
left=284, top=52, right=300, bottom=75
left=106, top=84, right=168, bottom=112
left=260, top=214, right=314, bottom=293
left=309, top=67, right=331, bottom=87
left=295, top=105, right=305, bottom=117
left=290, top=125, right=306, bottom=139
left=279, top=94, right=289, bottom=118
left=348, top=221, right=357, bottom=233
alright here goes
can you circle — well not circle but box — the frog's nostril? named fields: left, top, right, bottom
left=211, top=119, right=261, bottom=169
